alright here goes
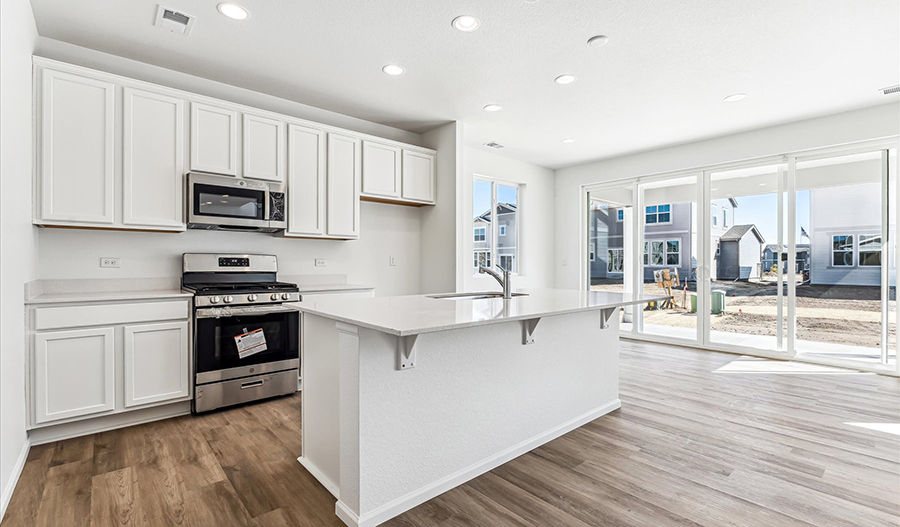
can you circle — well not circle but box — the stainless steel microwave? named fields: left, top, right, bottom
left=187, top=172, right=286, bottom=232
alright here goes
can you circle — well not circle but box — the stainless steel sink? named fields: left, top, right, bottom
left=427, top=292, right=529, bottom=300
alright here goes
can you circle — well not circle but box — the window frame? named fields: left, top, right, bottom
left=831, top=234, right=854, bottom=267
left=607, top=248, right=624, bottom=274
left=858, top=233, right=882, bottom=267
left=616, top=209, right=624, bottom=222
left=645, top=204, right=672, bottom=225
left=474, top=226, right=486, bottom=242
left=645, top=238, right=682, bottom=268
left=473, top=176, right=522, bottom=275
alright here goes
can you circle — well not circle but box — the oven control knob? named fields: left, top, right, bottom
left=270, top=293, right=279, bottom=301
left=247, top=294, right=258, bottom=302
left=224, top=295, right=234, bottom=303
left=281, top=293, right=290, bottom=300
left=210, top=296, right=221, bottom=304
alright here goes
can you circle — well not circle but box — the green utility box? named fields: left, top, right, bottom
left=711, top=290, right=726, bottom=314
left=690, top=291, right=726, bottom=314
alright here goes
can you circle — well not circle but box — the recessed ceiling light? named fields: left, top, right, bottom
left=723, top=93, right=748, bottom=103
left=555, top=74, right=577, bottom=85
left=483, top=104, right=503, bottom=112
left=452, top=15, right=480, bottom=32
left=382, top=64, right=405, bottom=76
left=217, top=3, right=250, bottom=20
left=561, top=138, right=575, bottom=144
left=587, top=35, right=609, bottom=47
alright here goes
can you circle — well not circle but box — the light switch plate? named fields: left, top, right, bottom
left=389, top=256, right=396, bottom=266
left=100, top=257, right=120, bottom=268
left=315, top=259, right=327, bottom=267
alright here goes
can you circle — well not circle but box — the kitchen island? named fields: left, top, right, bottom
left=292, top=289, right=666, bottom=527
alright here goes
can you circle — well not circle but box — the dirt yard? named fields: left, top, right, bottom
left=591, top=278, right=896, bottom=350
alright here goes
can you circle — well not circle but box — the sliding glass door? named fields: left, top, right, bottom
left=587, top=185, right=635, bottom=332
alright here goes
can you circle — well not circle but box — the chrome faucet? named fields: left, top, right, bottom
left=479, top=264, right=512, bottom=299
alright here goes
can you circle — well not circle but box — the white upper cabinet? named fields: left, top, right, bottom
left=401, top=150, right=436, bottom=204
left=286, top=124, right=326, bottom=236
left=361, top=141, right=401, bottom=198
left=122, top=87, right=185, bottom=230
left=327, top=133, right=361, bottom=238
left=33, top=326, right=116, bottom=424
left=243, top=113, right=285, bottom=182
left=123, top=321, right=189, bottom=408
left=190, top=102, right=238, bottom=175
left=39, top=69, right=115, bottom=224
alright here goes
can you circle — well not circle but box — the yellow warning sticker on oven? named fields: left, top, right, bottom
left=235, top=328, right=267, bottom=359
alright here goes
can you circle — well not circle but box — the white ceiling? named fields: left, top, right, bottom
left=29, top=0, right=900, bottom=169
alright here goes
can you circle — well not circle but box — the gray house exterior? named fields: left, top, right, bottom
left=589, top=198, right=737, bottom=283
left=717, top=225, right=765, bottom=280
left=473, top=203, right=518, bottom=272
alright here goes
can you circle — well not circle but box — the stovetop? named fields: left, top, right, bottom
left=183, top=281, right=299, bottom=295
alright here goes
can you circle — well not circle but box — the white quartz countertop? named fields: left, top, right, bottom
left=291, top=288, right=669, bottom=336
left=25, top=289, right=194, bottom=305
left=297, top=283, right=374, bottom=294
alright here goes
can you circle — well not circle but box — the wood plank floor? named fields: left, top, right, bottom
left=4, top=341, right=899, bottom=526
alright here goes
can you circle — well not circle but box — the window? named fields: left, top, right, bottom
left=616, top=209, right=624, bottom=222
left=474, top=250, right=491, bottom=269
left=590, top=241, right=596, bottom=261
left=666, top=240, right=680, bottom=265
left=473, top=178, right=520, bottom=274
left=712, top=205, right=718, bottom=227
left=646, top=204, right=671, bottom=224
left=722, top=209, right=728, bottom=228
left=832, top=235, right=853, bottom=266
left=608, top=249, right=624, bottom=273
left=646, top=239, right=681, bottom=267
left=859, top=234, right=882, bottom=266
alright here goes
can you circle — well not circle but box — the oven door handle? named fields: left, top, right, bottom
left=195, top=304, right=300, bottom=319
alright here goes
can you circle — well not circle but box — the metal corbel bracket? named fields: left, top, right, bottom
left=599, top=307, right=616, bottom=329
left=522, top=317, right=541, bottom=345
left=397, top=334, right=419, bottom=370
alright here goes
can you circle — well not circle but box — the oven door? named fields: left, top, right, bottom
left=188, top=173, right=270, bottom=230
left=194, top=304, right=299, bottom=384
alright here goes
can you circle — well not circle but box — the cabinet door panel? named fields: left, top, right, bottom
left=287, top=124, right=326, bottom=236
left=327, top=133, right=361, bottom=238
left=123, top=88, right=185, bottom=229
left=124, top=321, right=189, bottom=407
left=401, top=150, right=436, bottom=203
left=362, top=141, right=401, bottom=198
left=243, top=113, right=284, bottom=182
left=190, top=103, right=238, bottom=175
left=34, top=327, right=115, bottom=424
left=39, top=69, right=115, bottom=224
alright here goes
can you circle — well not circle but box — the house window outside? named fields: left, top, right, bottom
left=617, top=209, right=624, bottom=222
left=859, top=234, right=882, bottom=266
left=590, top=241, right=596, bottom=261
left=651, top=241, right=665, bottom=265
left=473, top=177, right=521, bottom=274
left=643, top=242, right=649, bottom=265
left=722, top=209, right=728, bottom=228
left=608, top=249, right=624, bottom=273
left=646, top=239, right=681, bottom=267
left=666, top=240, right=680, bottom=265
left=646, top=204, right=671, bottom=224
left=712, top=205, right=718, bottom=227
left=832, top=235, right=854, bottom=266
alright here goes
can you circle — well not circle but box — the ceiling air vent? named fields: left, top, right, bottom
left=880, top=85, right=900, bottom=96
left=484, top=141, right=505, bottom=149
left=155, top=5, right=195, bottom=35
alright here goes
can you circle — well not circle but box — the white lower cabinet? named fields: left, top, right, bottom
left=33, top=327, right=116, bottom=424
left=28, top=299, right=192, bottom=429
left=124, top=321, right=190, bottom=408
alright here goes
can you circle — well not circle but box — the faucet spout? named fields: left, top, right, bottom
left=478, top=264, right=512, bottom=299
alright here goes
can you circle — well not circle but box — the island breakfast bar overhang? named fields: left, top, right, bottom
left=292, top=289, right=667, bottom=527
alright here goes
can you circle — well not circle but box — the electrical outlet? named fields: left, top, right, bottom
left=562, top=258, right=568, bottom=267
left=315, top=259, right=327, bottom=267
left=100, top=257, right=120, bottom=268
left=389, top=256, right=396, bottom=266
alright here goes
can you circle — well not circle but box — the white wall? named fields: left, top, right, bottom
left=555, top=103, right=900, bottom=289
left=462, top=148, right=555, bottom=292
left=0, top=0, right=39, bottom=515
left=420, top=122, right=463, bottom=294
left=39, top=201, right=422, bottom=297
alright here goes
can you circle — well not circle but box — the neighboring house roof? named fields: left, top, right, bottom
left=721, top=224, right=765, bottom=244
left=764, top=243, right=810, bottom=253
left=475, top=203, right=517, bottom=223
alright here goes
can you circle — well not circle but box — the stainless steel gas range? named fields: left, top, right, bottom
left=182, top=253, right=300, bottom=413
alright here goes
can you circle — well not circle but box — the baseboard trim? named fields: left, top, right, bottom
left=298, top=456, right=340, bottom=499
left=29, top=402, right=191, bottom=446
left=335, top=399, right=622, bottom=527
left=0, top=437, right=31, bottom=520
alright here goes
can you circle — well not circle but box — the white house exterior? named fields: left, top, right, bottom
left=809, top=182, right=882, bottom=286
